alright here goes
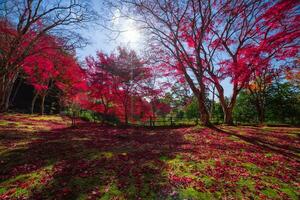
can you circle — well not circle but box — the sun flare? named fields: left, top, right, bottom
left=123, top=26, right=141, bottom=44
left=112, top=10, right=143, bottom=49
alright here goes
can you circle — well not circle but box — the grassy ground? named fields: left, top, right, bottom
left=0, top=114, right=299, bottom=199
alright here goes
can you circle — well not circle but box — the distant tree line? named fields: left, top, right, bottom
left=181, top=81, right=300, bottom=125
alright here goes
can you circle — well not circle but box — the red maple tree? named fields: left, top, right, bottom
left=86, top=47, right=154, bottom=124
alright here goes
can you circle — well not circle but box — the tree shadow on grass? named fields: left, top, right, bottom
left=1, top=123, right=299, bottom=199
left=212, top=126, right=300, bottom=161
left=0, top=124, right=188, bottom=199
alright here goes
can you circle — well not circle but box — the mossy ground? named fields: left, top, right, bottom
left=0, top=114, right=299, bottom=199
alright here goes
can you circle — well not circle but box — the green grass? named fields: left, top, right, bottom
left=184, top=134, right=196, bottom=142
left=200, top=176, right=215, bottom=188
left=79, top=149, right=114, bottom=160
left=237, top=178, right=256, bottom=191
left=0, top=188, right=7, bottom=195
left=179, top=187, right=214, bottom=200
left=1, top=114, right=299, bottom=199
left=0, top=120, right=8, bottom=126
left=261, top=188, right=278, bottom=199
left=280, top=185, right=299, bottom=200
left=242, top=162, right=260, bottom=173
left=13, top=188, right=30, bottom=198
left=99, top=183, right=124, bottom=200
left=228, top=135, right=240, bottom=141
left=265, top=153, right=273, bottom=158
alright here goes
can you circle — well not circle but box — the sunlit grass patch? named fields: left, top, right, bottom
left=0, top=144, right=7, bottom=154
left=0, top=187, right=7, bottom=195
left=261, top=188, right=278, bottom=199
left=0, top=120, right=51, bottom=132
left=288, top=131, right=299, bottom=138
left=12, top=188, right=30, bottom=198
left=123, top=167, right=168, bottom=199
left=79, top=149, right=114, bottom=160
left=236, top=130, right=249, bottom=135
left=260, top=176, right=299, bottom=200
left=237, top=178, right=256, bottom=190
left=71, top=136, right=91, bottom=141
left=99, top=151, right=114, bottom=159
left=0, top=120, right=8, bottom=126
left=228, top=135, right=240, bottom=141
left=265, top=152, right=273, bottom=158
left=163, top=154, right=216, bottom=182
left=16, top=125, right=50, bottom=132
left=261, top=126, right=274, bottom=132
left=242, top=162, right=260, bottom=173
left=221, top=126, right=249, bottom=135
left=0, top=114, right=70, bottom=132
left=200, top=175, right=215, bottom=188
left=165, top=155, right=191, bottom=174
left=289, top=129, right=300, bottom=134
left=191, top=125, right=205, bottom=132
left=1, top=115, right=299, bottom=199
left=179, top=187, right=214, bottom=200
left=280, top=184, right=299, bottom=200
left=30, top=115, right=64, bottom=122
left=0, top=121, right=22, bottom=127
left=99, top=182, right=125, bottom=199
left=288, top=134, right=299, bottom=139
left=193, top=159, right=216, bottom=170
left=183, top=133, right=196, bottom=142
left=0, top=164, right=54, bottom=198
left=260, top=176, right=281, bottom=184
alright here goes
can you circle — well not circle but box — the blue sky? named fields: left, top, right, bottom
left=76, top=0, right=233, bottom=98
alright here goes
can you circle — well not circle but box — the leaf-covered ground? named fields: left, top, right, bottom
left=0, top=114, right=299, bottom=199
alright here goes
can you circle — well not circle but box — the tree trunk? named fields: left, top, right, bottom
left=258, top=110, right=265, bottom=125
left=3, top=84, right=13, bottom=111
left=210, top=74, right=238, bottom=125
left=11, top=78, right=23, bottom=105
left=217, top=88, right=236, bottom=125
left=223, top=107, right=234, bottom=125
left=256, top=103, right=265, bottom=125
left=0, top=74, right=17, bottom=112
left=31, top=91, right=39, bottom=114
left=124, top=113, right=128, bottom=125
left=198, top=95, right=211, bottom=126
left=199, top=109, right=211, bottom=126
left=40, top=94, right=46, bottom=115
left=210, top=86, right=215, bottom=120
